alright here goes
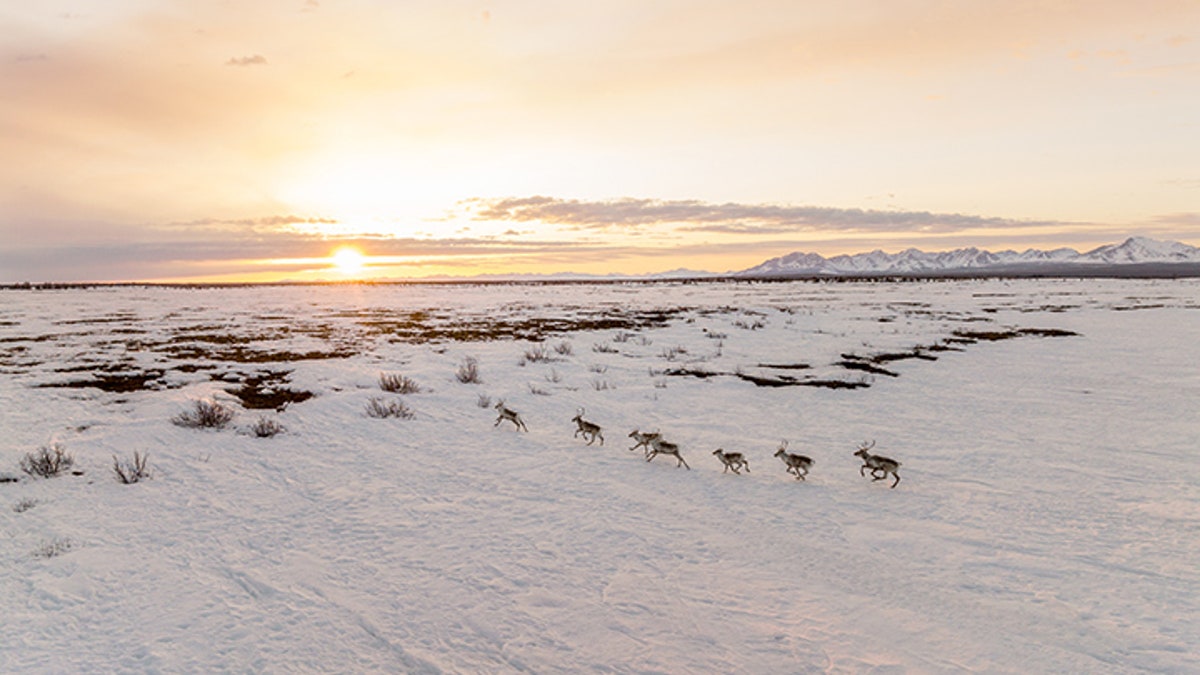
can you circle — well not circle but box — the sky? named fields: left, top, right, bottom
left=3, top=0, right=1199, bottom=282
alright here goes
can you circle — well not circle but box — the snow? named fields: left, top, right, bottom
left=2, top=278, right=1198, bottom=673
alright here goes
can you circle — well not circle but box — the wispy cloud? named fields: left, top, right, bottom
left=0, top=224, right=602, bottom=282
left=165, top=215, right=340, bottom=231
left=1151, top=212, right=1200, bottom=226
left=226, top=54, right=268, bottom=67
left=465, top=197, right=1061, bottom=235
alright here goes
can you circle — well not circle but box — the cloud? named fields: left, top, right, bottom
left=465, top=197, right=1060, bottom=235
left=0, top=222, right=605, bottom=282
left=165, top=215, right=340, bottom=231
left=3, top=208, right=1194, bottom=282
left=226, top=54, right=268, bottom=67
left=1151, top=212, right=1200, bottom=226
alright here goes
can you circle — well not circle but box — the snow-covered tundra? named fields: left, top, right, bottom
left=1, top=278, right=1197, bottom=673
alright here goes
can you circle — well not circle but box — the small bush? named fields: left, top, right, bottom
left=661, top=346, right=688, bottom=361
left=172, top=399, right=235, bottom=429
left=112, top=452, right=150, bottom=484
left=250, top=416, right=285, bottom=438
left=528, top=383, right=550, bottom=396
left=20, top=444, right=75, bottom=479
left=592, top=343, right=618, bottom=354
left=456, top=356, right=482, bottom=384
left=32, top=537, right=73, bottom=559
left=553, top=341, right=573, bottom=356
left=591, top=378, right=612, bottom=391
left=588, top=364, right=608, bottom=374
left=13, top=498, right=38, bottom=513
left=379, top=373, right=421, bottom=394
left=545, top=368, right=562, bottom=383
left=476, top=393, right=493, bottom=408
left=613, top=331, right=635, bottom=343
left=523, top=344, right=552, bottom=364
left=365, top=397, right=415, bottom=419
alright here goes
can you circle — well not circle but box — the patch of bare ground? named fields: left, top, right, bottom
left=949, top=327, right=1079, bottom=343
left=1111, top=304, right=1167, bottom=311
left=661, top=367, right=870, bottom=390
left=163, top=343, right=357, bottom=363
left=738, top=372, right=871, bottom=389
left=665, top=325, right=1078, bottom=390
left=835, top=360, right=899, bottom=377
left=357, top=307, right=686, bottom=343
left=53, top=313, right=140, bottom=325
left=39, top=370, right=167, bottom=393
left=217, top=370, right=314, bottom=411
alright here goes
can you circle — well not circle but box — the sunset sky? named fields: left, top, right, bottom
left=3, top=1, right=1199, bottom=282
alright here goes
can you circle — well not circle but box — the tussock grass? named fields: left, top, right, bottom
left=112, top=452, right=150, bottom=484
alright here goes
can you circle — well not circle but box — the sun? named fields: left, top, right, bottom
left=330, top=246, right=367, bottom=276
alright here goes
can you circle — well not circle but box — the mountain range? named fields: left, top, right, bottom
left=735, top=237, right=1200, bottom=277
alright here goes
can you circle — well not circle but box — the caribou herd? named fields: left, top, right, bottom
left=494, top=403, right=903, bottom=487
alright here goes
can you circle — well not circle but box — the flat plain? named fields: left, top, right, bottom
left=2, top=278, right=1197, bottom=673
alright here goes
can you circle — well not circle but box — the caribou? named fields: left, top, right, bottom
left=774, top=440, right=814, bottom=481
left=712, top=448, right=750, bottom=474
left=571, top=408, right=604, bottom=445
left=493, top=400, right=528, bottom=431
left=646, top=437, right=690, bottom=469
left=627, top=429, right=661, bottom=457
left=854, top=440, right=901, bottom=488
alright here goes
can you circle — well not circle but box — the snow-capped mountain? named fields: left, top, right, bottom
left=1078, top=237, right=1200, bottom=264
left=737, top=237, right=1200, bottom=276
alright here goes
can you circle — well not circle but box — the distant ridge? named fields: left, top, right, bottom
left=736, top=237, right=1200, bottom=277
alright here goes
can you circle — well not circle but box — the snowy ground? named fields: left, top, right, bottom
left=2, top=278, right=1197, bottom=673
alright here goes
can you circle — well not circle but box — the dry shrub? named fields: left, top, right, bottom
left=365, top=397, right=415, bottom=419
left=379, top=373, right=421, bottom=394
left=250, top=416, right=285, bottom=438
left=172, top=399, right=235, bottom=429
left=32, top=537, right=73, bottom=559
left=456, top=356, right=482, bottom=384
left=522, top=344, right=552, bottom=364
left=112, top=452, right=150, bottom=484
left=20, top=444, right=74, bottom=479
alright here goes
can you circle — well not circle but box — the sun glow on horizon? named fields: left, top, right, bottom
left=330, top=246, right=367, bottom=276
